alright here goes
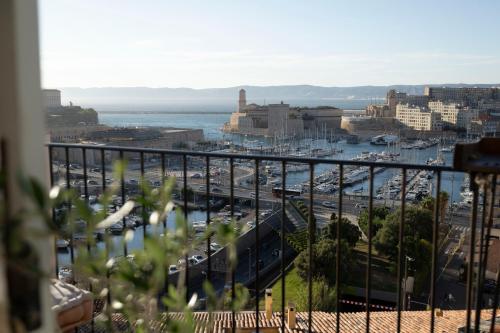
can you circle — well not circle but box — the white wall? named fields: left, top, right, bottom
left=0, top=0, right=56, bottom=331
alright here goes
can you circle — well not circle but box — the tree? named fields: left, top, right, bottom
left=324, top=214, right=361, bottom=247
left=296, top=277, right=337, bottom=311
left=358, top=206, right=390, bottom=237
left=373, top=217, right=399, bottom=260
left=374, top=206, right=433, bottom=262
left=372, top=205, right=434, bottom=293
left=295, top=239, right=353, bottom=285
left=420, top=191, right=449, bottom=223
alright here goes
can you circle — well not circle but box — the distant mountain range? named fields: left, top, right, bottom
left=57, top=84, right=500, bottom=111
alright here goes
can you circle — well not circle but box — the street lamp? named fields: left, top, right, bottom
left=403, top=255, right=415, bottom=310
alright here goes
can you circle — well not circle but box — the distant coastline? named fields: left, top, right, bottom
left=96, top=110, right=234, bottom=114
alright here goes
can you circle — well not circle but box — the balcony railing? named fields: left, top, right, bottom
left=44, top=142, right=498, bottom=333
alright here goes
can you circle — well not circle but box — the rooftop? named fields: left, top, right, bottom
left=100, top=310, right=496, bottom=333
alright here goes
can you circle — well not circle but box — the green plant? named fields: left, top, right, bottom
left=294, top=239, right=352, bottom=285
left=296, top=277, right=337, bottom=312
left=358, top=206, right=390, bottom=237
left=2, top=160, right=247, bottom=332
left=323, top=214, right=361, bottom=247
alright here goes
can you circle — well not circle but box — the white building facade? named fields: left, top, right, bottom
left=396, top=104, right=442, bottom=131
left=428, top=101, right=476, bottom=129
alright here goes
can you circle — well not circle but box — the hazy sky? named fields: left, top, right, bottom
left=39, top=0, right=500, bottom=88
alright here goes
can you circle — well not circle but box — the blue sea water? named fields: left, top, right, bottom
left=98, top=112, right=231, bottom=139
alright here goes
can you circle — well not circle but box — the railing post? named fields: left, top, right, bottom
left=396, top=168, right=406, bottom=333
left=255, top=158, right=260, bottom=333
left=183, top=154, right=189, bottom=303
left=336, top=163, right=343, bottom=333
left=465, top=173, right=479, bottom=333
left=308, top=162, right=314, bottom=333
left=429, top=171, right=441, bottom=332
left=280, top=160, right=286, bottom=333
left=365, top=166, right=374, bottom=333
left=119, top=150, right=128, bottom=256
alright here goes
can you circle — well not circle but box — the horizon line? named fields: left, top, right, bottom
left=43, top=82, right=500, bottom=90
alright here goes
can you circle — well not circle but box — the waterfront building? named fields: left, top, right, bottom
left=341, top=115, right=403, bottom=138
left=43, top=90, right=99, bottom=128
left=424, top=86, right=500, bottom=106
left=42, top=89, right=62, bottom=108
left=225, top=89, right=342, bottom=137
left=365, top=90, right=428, bottom=119
left=386, top=89, right=407, bottom=115
left=365, top=104, right=391, bottom=117
left=428, top=101, right=477, bottom=129
left=396, top=104, right=442, bottom=131
left=386, top=89, right=429, bottom=115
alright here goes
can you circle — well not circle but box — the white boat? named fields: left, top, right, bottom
left=370, top=134, right=399, bottom=146
left=440, top=146, right=454, bottom=153
left=287, top=163, right=309, bottom=172
left=192, top=221, right=207, bottom=231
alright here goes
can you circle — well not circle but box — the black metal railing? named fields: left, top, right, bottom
left=46, top=142, right=499, bottom=333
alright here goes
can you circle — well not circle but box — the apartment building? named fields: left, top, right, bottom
left=396, top=104, right=442, bottom=131
left=428, top=101, right=477, bottom=129
left=424, top=86, right=500, bottom=105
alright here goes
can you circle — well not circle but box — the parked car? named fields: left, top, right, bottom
left=168, top=265, right=178, bottom=274
left=322, top=201, right=336, bottom=208
left=191, top=254, right=204, bottom=262
left=260, top=210, right=272, bottom=218
left=204, top=242, right=222, bottom=254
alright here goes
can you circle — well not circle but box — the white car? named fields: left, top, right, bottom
left=168, top=264, right=178, bottom=274
left=205, top=242, right=222, bottom=254
left=260, top=210, right=272, bottom=218
left=189, top=257, right=201, bottom=265
left=191, top=254, right=204, bottom=262
left=322, top=201, right=336, bottom=208
left=210, top=242, right=222, bottom=251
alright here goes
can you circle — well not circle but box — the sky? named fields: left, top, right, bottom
left=39, top=0, right=500, bottom=89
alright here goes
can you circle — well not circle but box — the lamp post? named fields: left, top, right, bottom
left=403, top=255, right=415, bottom=310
